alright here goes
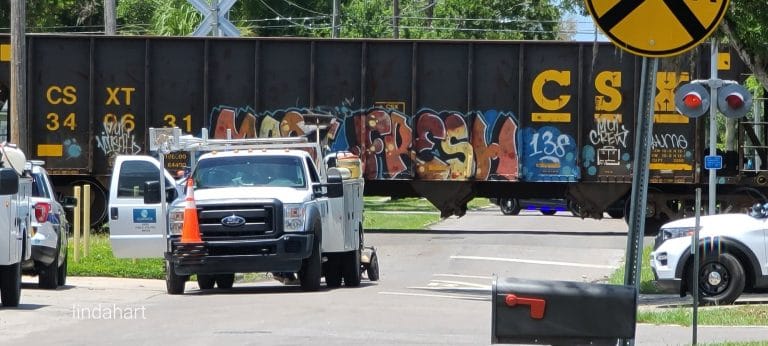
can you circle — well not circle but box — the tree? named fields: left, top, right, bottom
left=722, top=5, right=768, bottom=94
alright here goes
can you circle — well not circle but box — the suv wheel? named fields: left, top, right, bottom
left=38, top=244, right=60, bottom=289
left=694, top=252, right=745, bottom=305
left=500, top=198, right=521, bottom=215
left=57, top=251, right=68, bottom=286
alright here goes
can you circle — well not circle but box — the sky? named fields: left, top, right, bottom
left=571, top=13, right=608, bottom=42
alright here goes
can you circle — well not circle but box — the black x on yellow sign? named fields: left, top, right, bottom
left=586, top=0, right=730, bottom=57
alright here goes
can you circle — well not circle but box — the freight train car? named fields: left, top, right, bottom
left=0, top=34, right=763, bottom=234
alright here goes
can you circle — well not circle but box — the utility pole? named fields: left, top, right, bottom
left=393, top=0, right=400, bottom=39
left=104, top=0, right=117, bottom=35
left=10, top=0, right=26, bottom=150
left=332, top=0, right=340, bottom=38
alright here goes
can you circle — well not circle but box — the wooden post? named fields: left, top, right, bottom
left=73, top=186, right=81, bottom=262
left=84, top=184, right=91, bottom=257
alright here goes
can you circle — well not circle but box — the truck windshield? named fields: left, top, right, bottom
left=193, top=155, right=306, bottom=189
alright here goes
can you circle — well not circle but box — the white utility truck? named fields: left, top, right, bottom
left=108, top=128, right=376, bottom=294
left=0, top=143, right=33, bottom=307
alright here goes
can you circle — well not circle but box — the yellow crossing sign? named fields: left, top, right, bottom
left=586, top=0, right=730, bottom=57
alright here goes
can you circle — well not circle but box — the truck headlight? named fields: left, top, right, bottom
left=284, top=204, right=306, bottom=232
left=169, top=208, right=185, bottom=235
left=661, top=227, right=695, bottom=241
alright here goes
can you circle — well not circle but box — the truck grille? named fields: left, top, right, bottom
left=197, top=203, right=279, bottom=240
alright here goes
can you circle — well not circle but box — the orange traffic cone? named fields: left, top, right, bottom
left=180, top=177, right=202, bottom=243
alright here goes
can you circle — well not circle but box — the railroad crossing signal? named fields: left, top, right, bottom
left=189, top=0, right=240, bottom=37
left=718, top=84, right=753, bottom=118
left=674, top=83, right=710, bottom=118
left=585, top=0, right=730, bottom=57
left=674, top=81, right=752, bottom=119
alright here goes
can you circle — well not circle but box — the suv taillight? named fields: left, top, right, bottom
left=34, top=202, right=51, bottom=223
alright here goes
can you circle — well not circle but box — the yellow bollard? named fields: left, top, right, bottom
left=83, top=184, right=91, bottom=257
left=73, top=186, right=81, bottom=263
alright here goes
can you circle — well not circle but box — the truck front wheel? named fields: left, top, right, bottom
left=299, top=231, right=322, bottom=291
left=165, top=260, right=188, bottom=295
left=0, top=262, right=22, bottom=307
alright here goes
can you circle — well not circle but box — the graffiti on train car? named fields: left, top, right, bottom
left=207, top=105, right=520, bottom=182
left=582, top=70, right=632, bottom=176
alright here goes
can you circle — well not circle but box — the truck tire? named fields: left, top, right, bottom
left=367, top=253, right=380, bottom=282
left=57, top=252, right=68, bottom=287
left=342, top=250, right=361, bottom=287
left=694, top=252, right=745, bottom=306
left=0, top=262, right=22, bottom=307
left=165, top=260, right=187, bottom=295
left=299, top=228, right=322, bottom=292
left=197, top=274, right=216, bottom=290
left=216, top=274, right=235, bottom=289
left=324, top=254, right=342, bottom=288
left=38, top=243, right=60, bottom=289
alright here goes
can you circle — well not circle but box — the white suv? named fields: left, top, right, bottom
left=650, top=204, right=768, bottom=305
left=21, top=162, right=75, bottom=289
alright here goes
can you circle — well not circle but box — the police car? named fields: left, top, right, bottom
left=650, top=203, right=768, bottom=305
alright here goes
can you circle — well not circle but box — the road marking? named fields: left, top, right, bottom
left=427, top=280, right=491, bottom=289
left=433, top=274, right=493, bottom=280
left=378, top=291, right=489, bottom=301
left=451, top=255, right=615, bottom=269
left=407, top=286, right=490, bottom=292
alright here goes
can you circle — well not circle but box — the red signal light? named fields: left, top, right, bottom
left=683, top=92, right=702, bottom=108
left=725, top=93, right=744, bottom=109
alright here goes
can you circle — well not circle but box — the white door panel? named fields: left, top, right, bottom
left=108, top=155, right=177, bottom=258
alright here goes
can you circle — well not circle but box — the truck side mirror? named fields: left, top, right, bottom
left=0, top=168, right=19, bottom=195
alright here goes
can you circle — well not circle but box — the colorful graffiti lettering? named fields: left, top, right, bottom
left=206, top=105, right=521, bottom=182
left=520, top=126, right=578, bottom=181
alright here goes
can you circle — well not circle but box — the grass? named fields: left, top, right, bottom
left=66, top=234, right=165, bottom=279
left=607, top=245, right=660, bottom=294
left=363, top=197, right=492, bottom=230
left=637, top=304, right=768, bottom=326
left=364, top=212, right=439, bottom=230
left=364, top=196, right=492, bottom=212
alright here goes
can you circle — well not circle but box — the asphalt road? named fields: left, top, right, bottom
left=2, top=208, right=767, bottom=345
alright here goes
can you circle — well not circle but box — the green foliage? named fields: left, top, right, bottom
left=151, top=0, right=202, bottom=36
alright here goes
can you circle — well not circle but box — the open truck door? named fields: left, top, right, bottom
left=108, top=156, right=179, bottom=258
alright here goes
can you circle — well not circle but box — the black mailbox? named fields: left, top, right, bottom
left=492, top=277, right=637, bottom=345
